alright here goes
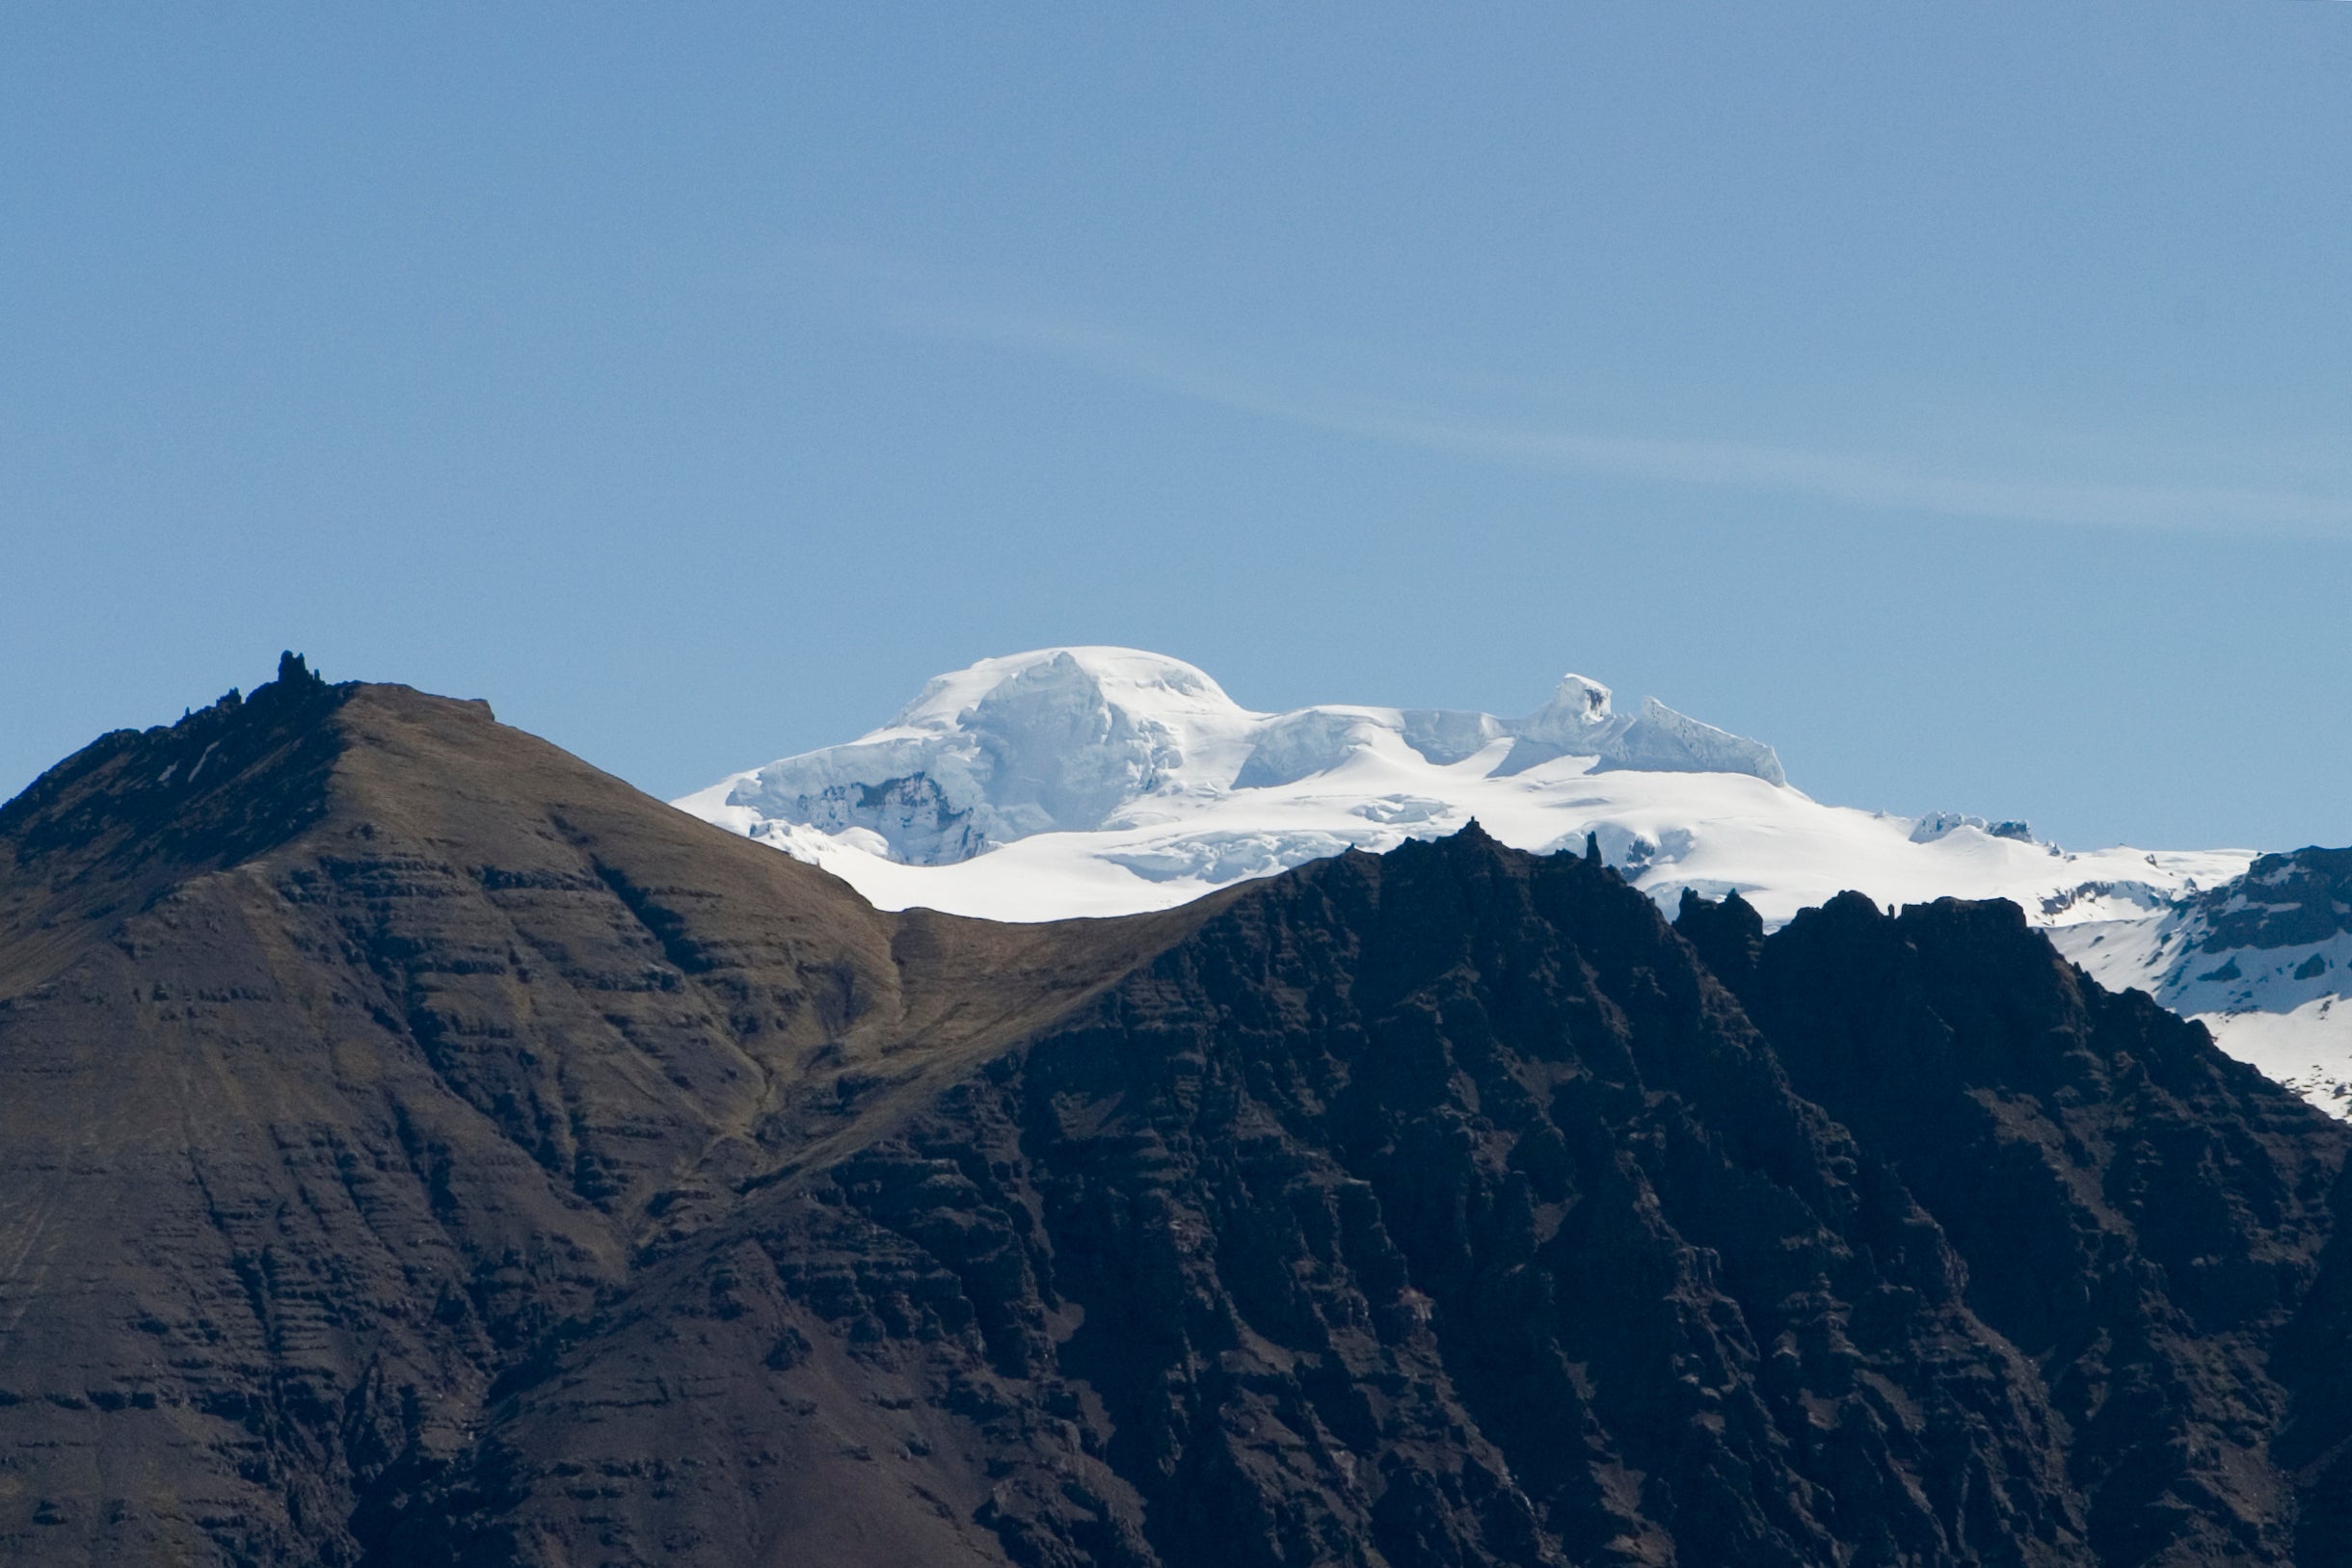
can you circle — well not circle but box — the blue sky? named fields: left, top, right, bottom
left=5, top=3, right=2349, bottom=850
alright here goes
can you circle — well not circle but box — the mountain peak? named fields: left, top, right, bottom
left=886, top=646, right=1244, bottom=734
left=674, top=648, right=2261, bottom=935
left=678, top=649, right=1796, bottom=912
left=1538, top=671, right=1617, bottom=724
left=0, top=655, right=354, bottom=906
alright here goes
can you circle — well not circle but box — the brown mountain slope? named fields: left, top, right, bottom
left=0, top=661, right=1218, bottom=1565
left=2, top=660, right=2348, bottom=1567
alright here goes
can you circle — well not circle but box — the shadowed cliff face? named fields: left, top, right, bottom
left=1, top=671, right=2347, bottom=1567
left=1689, top=889, right=2345, bottom=1566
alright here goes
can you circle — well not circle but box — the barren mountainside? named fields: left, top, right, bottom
left=4, top=661, right=2352, bottom=1566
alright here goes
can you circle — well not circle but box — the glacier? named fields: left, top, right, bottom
left=676, top=646, right=2239, bottom=922
left=677, top=646, right=2352, bottom=1113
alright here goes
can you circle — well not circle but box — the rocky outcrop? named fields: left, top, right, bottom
left=2189, top=847, right=2352, bottom=954
left=2, top=670, right=2347, bottom=1565
left=1701, top=889, right=2342, bottom=1564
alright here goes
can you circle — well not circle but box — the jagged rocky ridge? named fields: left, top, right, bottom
left=4, top=663, right=2352, bottom=1566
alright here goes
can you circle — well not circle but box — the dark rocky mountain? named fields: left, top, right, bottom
left=4, top=660, right=2351, bottom=1567
left=2187, top=848, right=2352, bottom=956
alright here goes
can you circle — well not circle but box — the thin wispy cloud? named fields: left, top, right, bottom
left=919, top=307, right=2352, bottom=540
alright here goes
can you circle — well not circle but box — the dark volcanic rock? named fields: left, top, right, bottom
left=1704, top=890, right=2343, bottom=1566
left=2189, top=846, right=2352, bottom=954
left=2, top=670, right=2348, bottom=1566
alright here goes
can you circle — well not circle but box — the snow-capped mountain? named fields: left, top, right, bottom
left=672, top=649, right=1805, bottom=902
left=677, top=647, right=1785, bottom=867
left=678, top=648, right=2352, bottom=1114
left=676, top=646, right=2243, bottom=919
